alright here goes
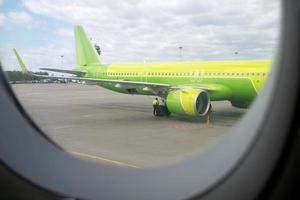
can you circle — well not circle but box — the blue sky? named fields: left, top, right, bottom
left=0, top=0, right=280, bottom=71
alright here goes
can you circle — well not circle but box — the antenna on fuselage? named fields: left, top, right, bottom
left=178, top=46, right=183, bottom=60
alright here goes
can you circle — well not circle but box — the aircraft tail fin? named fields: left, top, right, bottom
left=74, top=25, right=101, bottom=66
left=13, top=48, right=28, bottom=73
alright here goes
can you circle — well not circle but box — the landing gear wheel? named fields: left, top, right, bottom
left=154, top=106, right=170, bottom=117
left=165, top=109, right=171, bottom=116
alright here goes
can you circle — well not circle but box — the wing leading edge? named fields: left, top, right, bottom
left=36, top=74, right=171, bottom=91
left=40, top=68, right=86, bottom=77
left=35, top=74, right=228, bottom=96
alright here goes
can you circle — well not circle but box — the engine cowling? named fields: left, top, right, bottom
left=166, top=89, right=210, bottom=117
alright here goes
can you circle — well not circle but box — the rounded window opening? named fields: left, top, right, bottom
left=0, top=0, right=280, bottom=168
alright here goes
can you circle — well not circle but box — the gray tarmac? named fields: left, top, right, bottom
left=11, top=84, right=246, bottom=168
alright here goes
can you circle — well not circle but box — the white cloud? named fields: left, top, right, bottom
left=0, top=14, right=6, bottom=26
left=7, top=11, right=32, bottom=24
left=6, top=0, right=281, bottom=67
left=0, top=11, right=33, bottom=27
left=54, top=28, right=73, bottom=37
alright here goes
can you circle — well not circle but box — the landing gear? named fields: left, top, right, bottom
left=154, top=105, right=171, bottom=117
left=153, top=98, right=170, bottom=117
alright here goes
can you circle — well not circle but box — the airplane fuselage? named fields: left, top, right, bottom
left=78, top=60, right=271, bottom=108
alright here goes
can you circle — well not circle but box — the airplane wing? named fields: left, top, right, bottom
left=35, top=74, right=226, bottom=93
left=13, top=49, right=86, bottom=77
left=171, top=84, right=222, bottom=91
left=40, top=68, right=86, bottom=77
left=35, top=74, right=171, bottom=90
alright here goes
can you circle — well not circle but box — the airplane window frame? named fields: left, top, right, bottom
left=1, top=0, right=299, bottom=199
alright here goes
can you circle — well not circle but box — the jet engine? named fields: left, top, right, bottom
left=166, top=89, right=210, bottom=117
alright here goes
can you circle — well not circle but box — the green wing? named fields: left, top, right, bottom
left=13, top=48, right=28, bottom=73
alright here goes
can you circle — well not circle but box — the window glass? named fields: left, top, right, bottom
left=1, top=0, right=280, bottom=168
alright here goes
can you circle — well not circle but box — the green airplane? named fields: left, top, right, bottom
left=14, top=26, right=271, bottom=117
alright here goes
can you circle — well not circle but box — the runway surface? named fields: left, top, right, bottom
left=11, top=84, right=246, bottom=168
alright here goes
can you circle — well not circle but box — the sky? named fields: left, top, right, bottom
left=0, top=0, right=280, bottom=71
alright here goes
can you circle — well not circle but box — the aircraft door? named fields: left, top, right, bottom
left=191, top=70, right=203, bottom=83
left=143, top=66, right=149, bottom=83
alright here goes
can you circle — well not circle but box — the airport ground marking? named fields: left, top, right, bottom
left=71, top=151, right=140, bottom=168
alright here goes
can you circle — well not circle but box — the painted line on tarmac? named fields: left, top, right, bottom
left=71, top=151, right=140, bottom=169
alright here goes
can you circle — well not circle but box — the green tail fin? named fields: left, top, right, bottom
left=74, top=25, right=101, bottom=66
left=13, top=48, right=28, bottom=73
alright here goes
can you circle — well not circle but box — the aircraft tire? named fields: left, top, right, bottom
left=155, top=106, right=170, bottom=117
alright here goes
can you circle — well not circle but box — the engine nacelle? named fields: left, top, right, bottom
left=166, top=89, right=210, bottom=117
